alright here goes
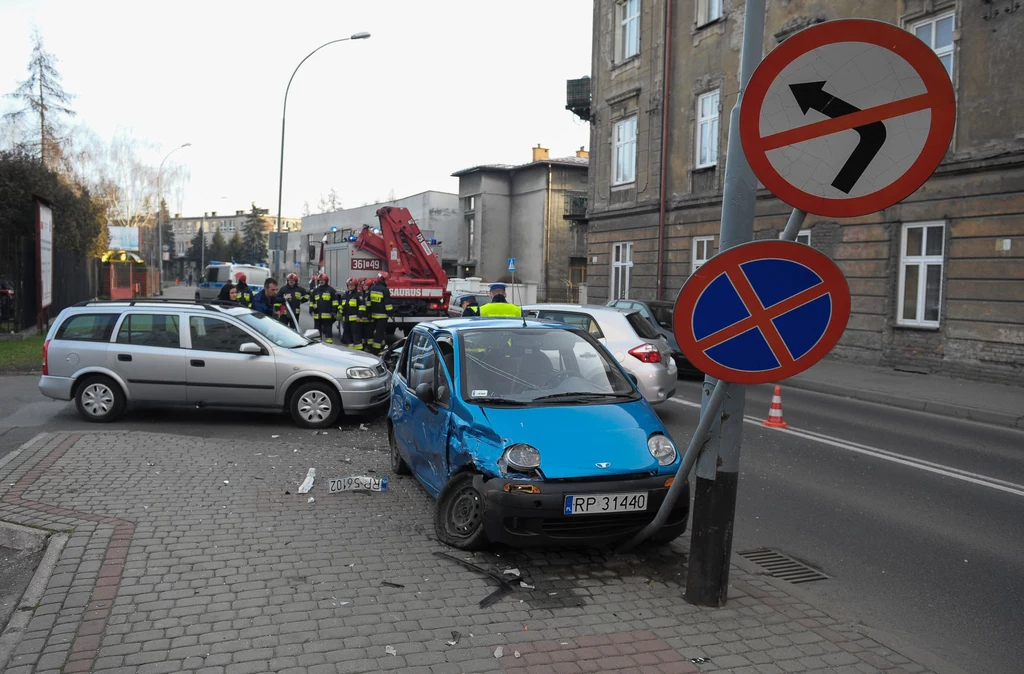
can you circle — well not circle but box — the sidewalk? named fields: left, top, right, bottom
left=780, top=359, right=1024, bottom=429
left=0, top=429, right=964, bottom=674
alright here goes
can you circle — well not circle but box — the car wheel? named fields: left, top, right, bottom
left=290, top=381, right=341, bottom=429
left=435, top=472, right=488, bottom=550
left=74, top=375, right=126, bottom=423
left=389, top=426, right=411, bottom=475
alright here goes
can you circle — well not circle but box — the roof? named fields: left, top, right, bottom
left=417, top=317, right=580, bottom=331
left=452, top=156, right=589, bottom=177
left=521, top=303, right=633, bottom=315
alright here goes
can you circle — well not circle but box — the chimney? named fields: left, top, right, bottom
left=532, top=144, right=549, bottom=162
left=576, top=146, right=589, bottom=159
left=211, top=211, right=217, bottom=217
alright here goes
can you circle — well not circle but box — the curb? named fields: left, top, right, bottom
left=730, top=554, right=971, bottom=674
left=778, top=377, right=1024, bottom=430
left=0, top=531, right=68, bottom=672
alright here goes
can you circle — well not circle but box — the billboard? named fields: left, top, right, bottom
left=108, top=226, right=141, bottom=251
left=36, top=197, right=53, bottom=310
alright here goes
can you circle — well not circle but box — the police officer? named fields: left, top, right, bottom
left=478, top=283, right=521, bottom=317
left=311, top=274, right=339, bottom=344
left=458, top=294, right=479, bottom=317
left=280, top=273, right=308, bottom=330
left=233, top=272, right=254, bottom=309
left=338, top=278, right=364, bottom=349
left=367, top=272, right=393, bottom=354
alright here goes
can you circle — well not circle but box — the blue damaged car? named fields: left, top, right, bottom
left=387, top=318, right=689, bottom=549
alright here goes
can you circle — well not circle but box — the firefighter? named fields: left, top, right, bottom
left=337, top=278, right=364, bottom=349
left=458, top=294, right=479, bottom=317
left=279, top=273, right=308, bottom=330
left=308, top=274, right=320, bottom=319
left=479, top=283, right=521, bottom=317
left=233, top=272, right=254, bottom=309
left=311, top=274, right=339, bottom=344
left=368, top=272, right=393, bottom=354
left=358, top=279, right=372, bottom=350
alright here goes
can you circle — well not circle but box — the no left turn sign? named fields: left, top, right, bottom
left=740, top=19, right=956, bottom=218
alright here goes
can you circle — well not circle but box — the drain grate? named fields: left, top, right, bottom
left=738, top=548, right=829, bottom=584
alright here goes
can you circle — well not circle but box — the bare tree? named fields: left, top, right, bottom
left=316, top=187, right=342, bottom=213
left=4, top=29, right=76, bottom=168
left=97, top=129, right=159, bottom=229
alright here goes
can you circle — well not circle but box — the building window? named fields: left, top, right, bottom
left=898, top=222, right=945, bottom=327
left=466, top=216, right=475, bottom=259
left=613, top=116, right=638, bottom=185
left=692, top=236, right=714, bottom=273
left=616, top=0, right=640, bottom=62
left=611, top=242, right=633, bottom=299
left=696, top=90, right=720, bottom=168
left=569, top=257, right=587, bottom=285
left=697, top=0, right=723, bottom=26
left=911, top=11, right=955, bottom=79
left=466, top=196, right=475, bottom=212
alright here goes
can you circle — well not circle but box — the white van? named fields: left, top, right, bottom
left=195, top=263, right=270, bottom=301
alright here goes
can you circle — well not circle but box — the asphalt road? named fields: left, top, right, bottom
left=658, top=380, right=1024, bottom=674
left=3, top=372, right=1021, bottom=674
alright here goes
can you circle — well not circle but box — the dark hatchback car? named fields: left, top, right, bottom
left=606, top=299, right=701, bottom=376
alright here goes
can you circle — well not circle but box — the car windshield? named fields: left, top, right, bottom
left=459, top=328, right=637, bottom=405
left=650, top=304, right=673, bottom=328
left=234, top=311, right=308, bottom=348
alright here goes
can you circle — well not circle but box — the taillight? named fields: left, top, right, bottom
left=628, top=343, right=662, bottom=363
left=42, top=340, right=50, bottom=376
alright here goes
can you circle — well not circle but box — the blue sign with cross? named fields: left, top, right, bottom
left=673, top=240, right=851, bottom=385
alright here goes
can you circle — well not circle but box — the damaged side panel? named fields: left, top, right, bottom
left=447, top=407, right=505, bottom=481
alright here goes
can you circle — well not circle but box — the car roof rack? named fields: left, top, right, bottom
left=73, top=298, right=241, bottom=312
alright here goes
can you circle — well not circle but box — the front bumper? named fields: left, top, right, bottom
left=39, top=375, right=74, bottom=401
left=339, top=375, right=391, bottom=411
left=474, top=473, right=689, bottom=547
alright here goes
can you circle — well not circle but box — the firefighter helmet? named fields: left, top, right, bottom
left=286, top=273, right=298, bottom=283
left=319, top=273, right=329, bottom=284
left=234, top=272, right=247, bottom=284
left=377, top=271, right=390, bottom=282
left=346, top=277, right=357, bottom=286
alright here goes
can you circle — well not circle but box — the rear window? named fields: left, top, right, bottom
left=55, top=314, right=119, bottom=342
left=536, top=311, right=604, bottom=339
left=625, top=311, right=660, bottom=339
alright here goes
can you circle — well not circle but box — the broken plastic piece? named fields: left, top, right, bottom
left=434, top=551, right=515, bottom=608
left=519, top=581, right=535, bottom=590
left=298, top=468, right=316, bottom=494
left=385, top=645, right=396, bottom=656
left=271, top=435, right=280, bottom=439
left=307, top=496, right=315, bottom=504
left=503, top=568, right=521, bottom=577
left=514, top=651, right=521, bottom=658
left=446, top=631, right=461, bottom=646
left=359, top=423, right=369, bottom=431
left=690, top=657, right=711, bottom=664
left=494, top=646, right=503, bottom=658
left=223, top=480, right=229, bottom=485
left=380, top=580, right=405, bottom=588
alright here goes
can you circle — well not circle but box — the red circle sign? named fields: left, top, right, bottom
left=673, top=241, right=851, bottom=385
left=740, top=19, right=955, bottom=218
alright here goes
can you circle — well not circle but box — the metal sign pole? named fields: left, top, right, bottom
left=684, top=0, right=766, bottom=608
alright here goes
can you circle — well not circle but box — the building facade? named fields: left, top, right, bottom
left=167, top=209, right=301, bottom=277
left=583, top=0, right=1024, bottom=383
left=453, top=147, right=590, bottom=302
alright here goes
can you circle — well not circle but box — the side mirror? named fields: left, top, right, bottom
left=414, top=382, right=435, bottom=405
left=239, top=342, right=262, bottom=355
left=627, top=373, right=639, bottom=386
left=303, top=329, right=321, bottom=341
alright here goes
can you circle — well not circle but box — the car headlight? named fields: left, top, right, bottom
left=346, top=366, right=376, bottom=379
left=504, top=444, right=541, bottom=472
left=648, top=434, right=677, bottom=466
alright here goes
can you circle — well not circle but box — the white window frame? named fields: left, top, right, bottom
left=696, top=90, right=720, bottom=169
left=611, top=242, right=633, bottom=300
left=897, top=221, right=945, bottom=328
left=911, top=11, right=955, bottom=80
left=692, top=236, right=714, bottom=274
left=612, top=116, right=638, bottom=186
left=466, top=196, right=475, bottom=212
left=466, top=216, right=475, bottom=259
left=697, top=0, right=723, bottom=27
left=616, top=0, right=640, bottom=62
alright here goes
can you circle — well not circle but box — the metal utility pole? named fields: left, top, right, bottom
left=156, top=143, right=191, bottom=295
left=685, top=0, right=766, bottom=608
left=275, top=31, right=370, bottom=278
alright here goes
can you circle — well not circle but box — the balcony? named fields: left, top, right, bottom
left=566, top=76, right=591, bottom=122
left=564, top=191, right=588, bottom=221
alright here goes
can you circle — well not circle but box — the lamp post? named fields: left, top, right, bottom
left=275, top=31, right=370, bottom=278
left=156, top=142, right=191, bottom=295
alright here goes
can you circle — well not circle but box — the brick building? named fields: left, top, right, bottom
left=580, top=0, right=1024, bottom=383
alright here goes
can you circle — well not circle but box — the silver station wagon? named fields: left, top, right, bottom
left=39, top=300, right=390, bottom=428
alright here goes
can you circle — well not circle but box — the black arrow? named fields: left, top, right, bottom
left=789, top=81, right=887, bottom=194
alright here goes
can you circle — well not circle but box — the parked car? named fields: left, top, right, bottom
left=39, top=300, right=390, bottom=428
left=195, top=263, right=270, bottom=302
left=521, top=304, right=677, bottom=405
left=388, top=317, right=689, bottom=549
left=447, top=293, right=490, bottom=319
left=606, top=299, right=701, bottom=376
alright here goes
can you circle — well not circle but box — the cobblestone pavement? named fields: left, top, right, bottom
left=0, top=428, right=953, bottom=674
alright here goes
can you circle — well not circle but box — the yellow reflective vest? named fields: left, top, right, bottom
left=479, top=299, right=522, bottom=318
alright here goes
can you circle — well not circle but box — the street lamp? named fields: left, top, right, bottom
left=275, top=31, right=370, bottom=277
left=157, top=142, right=191, bottom=295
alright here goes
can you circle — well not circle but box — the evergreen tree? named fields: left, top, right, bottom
left=186, top=227, right=205, bottom=266
left=227, top=232, right=246, bottom=261
left=242, top=203, right=268, bottom=264
left=210, top=231, right=228, bottom=261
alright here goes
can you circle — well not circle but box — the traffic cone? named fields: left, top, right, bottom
left=763, top=385, right=788, bottom=429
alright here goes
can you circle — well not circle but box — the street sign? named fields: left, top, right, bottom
left=740, top=19, right=955, bottom=218
left=673, top=240, right=850, bottom=385
left=508, top=258, right=516, bottom=273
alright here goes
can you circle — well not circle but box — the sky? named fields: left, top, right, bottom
left=0, top=0, right=593, bottom=218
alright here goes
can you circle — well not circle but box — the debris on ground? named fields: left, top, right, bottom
left=297, top=468, right=316, bottom=494
left=519, top=581, right=535, bottom=590
left=307, top=496, right=315, bottom=504
left=514, top=651, right=521, bottom=658
left=385, top=645, right=397, bottom=656
left=690, top=657, right=711, bottom=664
left=493, top=646, right=504, bottom=658
left=223, top=480, right=229, bottom=485
left=433, top=551, right=516, bottom=608
left=503, top=568, right=521, bottom=577
left=271, top=435, right=280, bottom=439
left=380, top=580, right=405, bottom=588
left=359, top=423, right=369, bottom=431
left=446, top=631, right=461, bottom=646
left=311, top=430, right=319, bottom=436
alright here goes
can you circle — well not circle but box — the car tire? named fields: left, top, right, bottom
left=389, top=426, right=411, bottom=475
left=435, top=472, right=488, bottom=550
left=290, top=381, right=342, bottom=429
left=74, top=375, right=126, bottom=423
